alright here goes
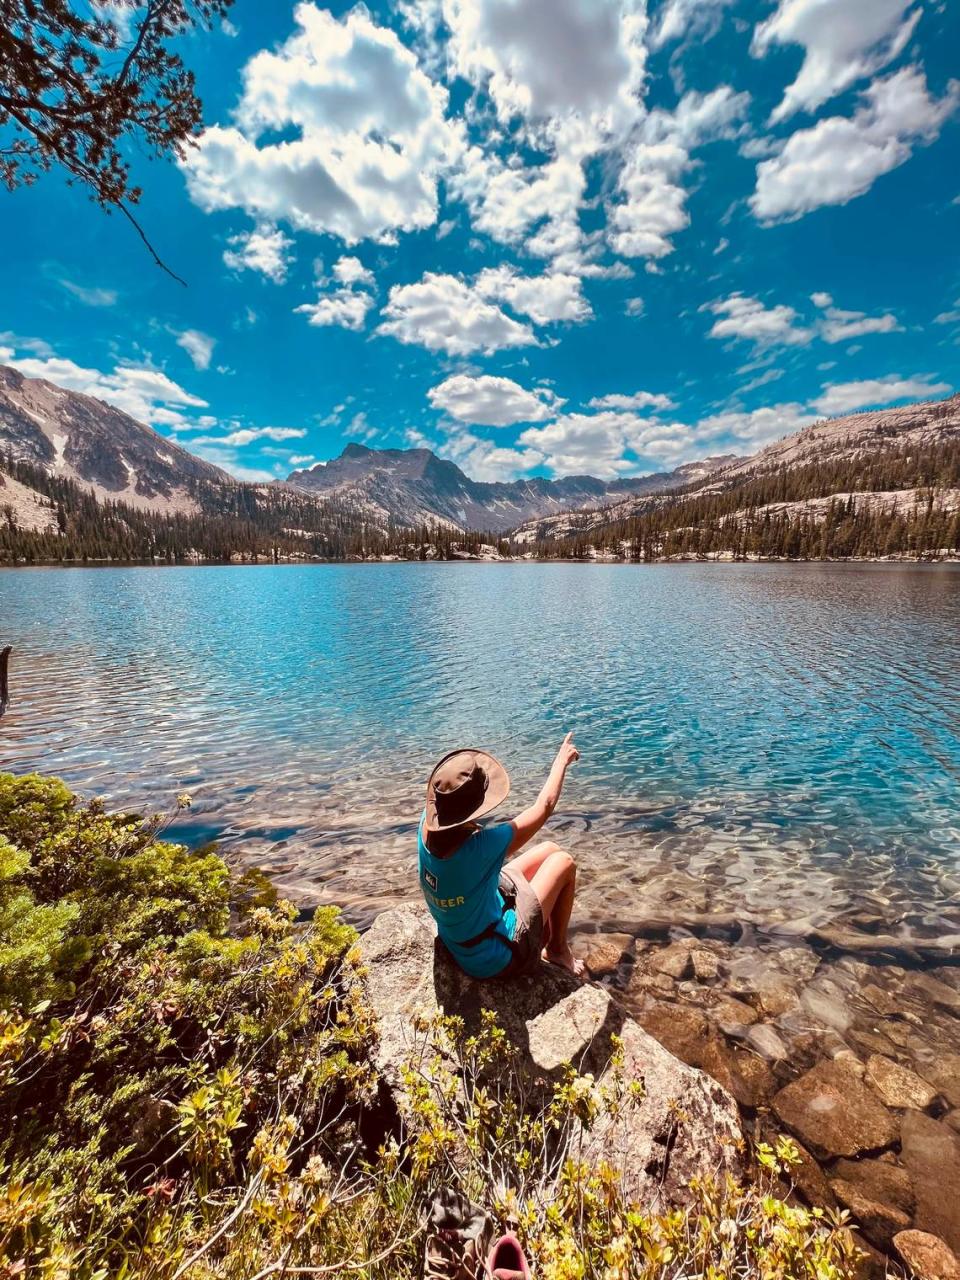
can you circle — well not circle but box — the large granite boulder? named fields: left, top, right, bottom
left=360, top=906, right=745, bottom=1209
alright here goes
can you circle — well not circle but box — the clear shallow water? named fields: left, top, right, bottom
left=1, top=562, right=959, bottom=938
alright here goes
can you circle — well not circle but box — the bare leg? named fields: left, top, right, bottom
left=509, top=840, right=561, bottom=882
left=509, top=841, right=560, bottom=952
left=530, top=850, right=583, bottom=976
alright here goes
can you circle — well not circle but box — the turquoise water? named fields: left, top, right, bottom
left=1, top=562, right=959, bottom=934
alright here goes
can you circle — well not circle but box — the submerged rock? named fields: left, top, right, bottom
left=359, top=906, right=744, bottom=1209
left=900, top=1112, right=960, bottom=1253
left=894, top=1230, right=960, bottom=1280
left=830, top=1157, right=916, bottom=1248
left=573, top=931, right=634, bottom=978
left=865, top=1055, right=938, bottom=1110
left=922, top=1055, right=960, bottom=1109
left=651, top=941, right=695, bottom=980
left=908, top=974, right=960, bottom=1016
left=772, top=1058, right=899, bottom=1159
left=831, top=1177, right=911, bottom=1250
left=711, top=994, right=760, bottom=1029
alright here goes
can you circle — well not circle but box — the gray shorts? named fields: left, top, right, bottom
left=497, top=867, right=544, bottom=978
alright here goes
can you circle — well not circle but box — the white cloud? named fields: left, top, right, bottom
left=625, top=402, right=817, bottom=467
left=377, top=272, right=537, bottom=354
left=519, top=410, right=643, bottom=478
left=191, top=426, right=307, bottom=446
left=295, top=288, right=374, bottom=331
left=223, top=224, right=294, bottom=283
left=288, top=453, right=316, bottom=467
left=58, top=279, right=117, bottom=307
left=813, top=375, right=952, bottom=416
left=752, top=0, right=922, bottom=123
left=650, top=0, right=735, bottom=50
left=738, top=367, right=785, bottom=394
left=332, top=255, right=375, bottom=287
left=608, top=86, right=750, bottom=259
left=441, top=0, right=647, bottom=129
left=6, top=350, right=208, bottom=430
left=819, top=306, right=902, bottom=343
left=182, top=4, right=461, bottom=245
left=474, top=265, right=591, bottom=324
left=515, top=400, right=805, bottom=477
left=438, top=428, right=544, bottom=481
left=176, top=329, right=216, bottom=371
left=751, top=67, right=960, bottom=223
left=625, top=297, right=645, bottom=316
left=705, top=293, right=813, bottom=346
left=933, top=300, right=960, bottom=325
left=451, top=142, right=589, bottom=264
left=428, top=373, right=562, bottom=425
left=588, top=390, right=674, bottom=410
left=810, top=291, right=833, bottom=309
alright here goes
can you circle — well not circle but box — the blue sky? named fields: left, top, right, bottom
left=2, top=0, right=959, bottom=483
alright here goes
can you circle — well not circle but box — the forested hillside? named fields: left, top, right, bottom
left=526, top=440, right=960, bottom=561
left=0, top=453, right=507, bottom=563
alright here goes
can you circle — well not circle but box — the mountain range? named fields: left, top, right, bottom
left=285, top=443, right=737, bottom=532
left=1, top=362, right=958, bottom=559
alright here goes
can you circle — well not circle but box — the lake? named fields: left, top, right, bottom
left=1, top=561, right=958, bottom=937
left=3, top=559, right=960, bottom=1154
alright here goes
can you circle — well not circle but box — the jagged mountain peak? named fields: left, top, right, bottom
left=0, top=364, right=229, bottom=513
left=286, top=441, right=736, bottom=533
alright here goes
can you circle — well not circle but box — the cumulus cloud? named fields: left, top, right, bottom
left=295, top=289, right=374, bottom=331
left=441, top=0, right=647, bottom=129
left=377, top=272, right=538, bottom=354
left=474, top=265, right=591, bottom=324
left=182, top=4, right=461, bottom=245
left=751, top=67, right=960, bottom=223
left=519, top=410, right=644, bottom=478
left=176, top=329, right=216, bottom=371
left=438, top=428, right=544, bottom=481
left=514, top=400, right=811, bottom=477
left=332, top=256, right=375, bottom=287
left=428, top=373, right=562, bottom=425
left=752, top=0, right=922, bottom=123
left=588, top=390, right=674, bottom=410
left=813, top=374, right=952, bottom=415
left=223, top=224, right=294, bottom=283
left=705, top=293, right=813, bottom=346
left=608, top=86, right=750, bottom=259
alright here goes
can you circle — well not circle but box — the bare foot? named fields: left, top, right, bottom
left=542, top=945, right=585, bottom=977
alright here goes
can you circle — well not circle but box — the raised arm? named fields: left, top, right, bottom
left=506, top=732, right=580, bottom=856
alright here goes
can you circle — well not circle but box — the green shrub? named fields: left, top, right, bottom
left=0, top=775, right=860, bottom=1279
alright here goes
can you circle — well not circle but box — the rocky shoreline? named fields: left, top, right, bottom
left=571, top=924, right=960, bottom=1274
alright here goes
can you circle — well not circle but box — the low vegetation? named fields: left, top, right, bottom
left=0, top=773, right=860, bottom=1278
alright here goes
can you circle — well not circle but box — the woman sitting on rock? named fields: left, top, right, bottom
left=418, top=734, right=584, bottom=979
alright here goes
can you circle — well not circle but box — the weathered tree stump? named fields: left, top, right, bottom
left=0, top=646, right=10, bottom=717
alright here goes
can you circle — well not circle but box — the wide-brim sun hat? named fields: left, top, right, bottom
left=425, top=748, right=511, bottom=833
